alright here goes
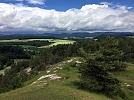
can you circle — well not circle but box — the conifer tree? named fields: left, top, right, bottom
left=78, top=36, right=127, bottom=98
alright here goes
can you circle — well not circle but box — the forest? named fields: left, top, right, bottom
left=0, top=35, right=134, bottom=99
left=0, top=40, right=53, bottom=47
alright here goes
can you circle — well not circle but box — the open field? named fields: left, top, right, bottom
left=39, top=39, right=75, bottom=48
left=0, top=39, right=75, bottom=48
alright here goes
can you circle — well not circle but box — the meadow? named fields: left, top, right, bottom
left=39, top=39, right=75, bottom=48
left=0, top=39, right=75, bottom=48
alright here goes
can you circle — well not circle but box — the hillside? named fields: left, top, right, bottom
left=0, top=36, right=134, bottom=100
left=0, top=57, right=134, bottom=100
left=0, top=58, right=111, bottom=100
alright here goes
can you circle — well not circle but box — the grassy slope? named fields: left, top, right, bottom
left=0, top=82, right=110, bottom=100
left=112, top=63, right=134, bottom=100
left=0, top=58, right=133, bottom=100
left=0, top=58, right=110, bottom=100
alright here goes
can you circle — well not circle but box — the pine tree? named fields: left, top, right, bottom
left=78, top=37, right=127, bottom=98
left=98, top=36, right=127, bottom=71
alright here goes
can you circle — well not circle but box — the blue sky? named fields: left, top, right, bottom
left=0, top=0, right=134, bottom=34
left=46, top=0, right=134, bottom=11
left=1, top=0, right=134, bottom=11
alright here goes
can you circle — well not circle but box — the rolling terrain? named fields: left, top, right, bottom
left=0, top=57, right=134, bottom=100
left=0, top=34, right=134, bottom=100
left=0, top=57, right=111, bottom=100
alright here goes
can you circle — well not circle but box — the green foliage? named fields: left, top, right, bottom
left=0, top=62, right=4, bottom=70
left=0, top=72, right=22, bottom=93
left=30, top=56, right=45, bottom=71
left=0, top=45, right=30, bottom=59
left=78, top=37, right=127, bottom=98
left=79, top=62, right=126, bottom=97
left=11, top=60, right=29, bottom=72
left=0, top=45, right=30, bottom=70
left=79, top=36, right=127, bottom=71
left=0, top=60, right=29, bottom=93
left=0, top=40, right=53, bottom=47
left=118, top=37, right=134, bottom=63
left=99, top=36, right=127, bottom=70
left=63, top=65, right=70, bottom=71
left=0, top=35, right=134, bottom=99
left=19, top=71, right=28, bottom=82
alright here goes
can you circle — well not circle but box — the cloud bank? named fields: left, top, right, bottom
left=0, top=3, right=134, bottom=34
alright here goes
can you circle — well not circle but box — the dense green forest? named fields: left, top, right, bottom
left=0, top=35, right=57, bottom=40
left=0, top=45, right=30, bottom=70
left=0, top=40, right=53, bottom=47
left=0, top=36, right=134, bottom=99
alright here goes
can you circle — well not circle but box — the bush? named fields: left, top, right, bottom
left=63, top=65, right=70, bottom=71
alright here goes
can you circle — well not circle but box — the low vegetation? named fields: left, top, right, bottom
left=0, top=58, right=111, bottom=100
left=0, top=35, right=134, bottom=99
left=0, top=57, right=133, bottom=100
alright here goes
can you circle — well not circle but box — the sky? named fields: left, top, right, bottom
left=0, top=0, right=134, bottom=34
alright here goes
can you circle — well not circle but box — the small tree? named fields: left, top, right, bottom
left=78, top=37, right=127, bottom=98
left=99, top=36, right=127, bottom=71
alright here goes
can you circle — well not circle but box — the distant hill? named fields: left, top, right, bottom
left=94, top=32, right=134, bottom=39
left=0, top=32, right=134, bottom=40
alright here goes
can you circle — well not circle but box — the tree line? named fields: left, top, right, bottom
left=0, top=40, right=53, bottom=47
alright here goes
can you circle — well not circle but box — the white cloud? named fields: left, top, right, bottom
left=26, top=0, right=45, bottom=5
left=0, top=3, right=134, bottom=34
left=127, top=7, right=132, bottom=9
left=100, top=2, right=113, bottom=5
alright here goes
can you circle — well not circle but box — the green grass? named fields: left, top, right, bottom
left=39, top=39, right=75, bottom=48
left=0, top=58, right=110, bottom=100
left=0, top=66, right=11, bottom=75
left=0, top=82, right=110, bottom=100
left=112, top=63, right=134, bottom=100
left=0, top=58, right=134, bottom=100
